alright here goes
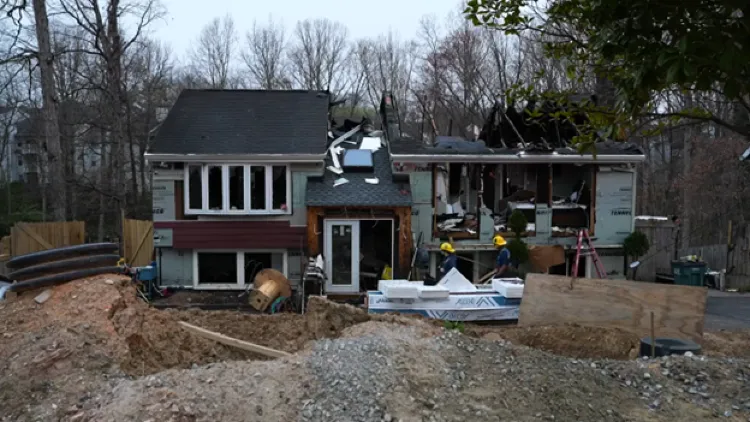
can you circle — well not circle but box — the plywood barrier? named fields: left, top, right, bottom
left=519, top=274, right=708, bottom=342
left=10, top=222, right=85, bottom=257
left=123, top=219, right=154, bottom=267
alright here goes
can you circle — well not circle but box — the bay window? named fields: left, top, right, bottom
left=185, top=164, right=290, bottom=215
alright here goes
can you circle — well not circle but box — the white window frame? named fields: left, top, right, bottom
left=193, top=249, right=289, bottom=290
left=184, top=164, right=292, bottom=216
left=323, top=218, right=394, bottom=294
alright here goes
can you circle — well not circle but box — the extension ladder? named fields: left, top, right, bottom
left=571, top=229, right=607, bottom=279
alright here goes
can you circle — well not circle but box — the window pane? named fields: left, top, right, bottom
left=250, top=166, right=266, bottom=210
left=229, top=166, right=244, bottom=210
left=188, top=165, right=202, bottom=209
left=272, top=166, right=287, bottom=210
left=197, top=253, right=237, bottom=284
left=207, top=166, right=223, bottom=210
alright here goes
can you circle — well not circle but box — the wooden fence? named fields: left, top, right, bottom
left=10, top=221, right=86, bottom=257
left=123, top=218, right=154, bottom=267
left=633, top=219, right=676, bottom=282
left=680, top=241, right=750, bottom=290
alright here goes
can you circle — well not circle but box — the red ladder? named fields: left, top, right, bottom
left=571, top=229, right=607, bottom=278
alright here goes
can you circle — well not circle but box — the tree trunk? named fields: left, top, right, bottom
left=32, top=0, right=66, bottom=221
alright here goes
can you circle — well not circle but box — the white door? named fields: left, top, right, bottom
left=324, top=220, right=360, bottom=293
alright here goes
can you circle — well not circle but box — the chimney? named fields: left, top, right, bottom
left=379, top=91, right=401, bottom=143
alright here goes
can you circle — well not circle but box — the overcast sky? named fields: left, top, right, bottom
left=148, top=0, right=463, bottom=60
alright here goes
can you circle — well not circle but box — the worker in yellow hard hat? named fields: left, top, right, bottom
left=493, top=235, right=511, bottom=277
left=438, top=242, right=458, bottom=277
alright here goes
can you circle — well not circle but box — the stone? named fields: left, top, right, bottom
left=34, top=289, right=53, bottom=304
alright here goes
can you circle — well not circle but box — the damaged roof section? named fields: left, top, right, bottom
left=306, top=123, right=412, bottom=207
left=389, top=93, right=645, bottom=162
left=149, top=89, right=330, bottom=156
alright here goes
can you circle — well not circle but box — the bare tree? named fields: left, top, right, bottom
left=242, top=17, right=290, bottom=89
left=33, top=0, right=66, bottom=221
left=288, top=18, right=350, bottom=94
left=355, top=32, right=418, bottom=113
left=189, top=14, right=238, bottom=89
left=56, top=0, right=163, bottom=240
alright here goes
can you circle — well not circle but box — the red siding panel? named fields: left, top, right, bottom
left=154, top=221, right=305, bottom=250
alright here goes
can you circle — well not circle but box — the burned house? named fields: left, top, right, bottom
left=389, top=95, right=646, bottom=280
left=145, top=89, right=644, bottom=294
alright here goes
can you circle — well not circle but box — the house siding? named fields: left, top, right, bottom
left=153, top=221, right=306, bottom=250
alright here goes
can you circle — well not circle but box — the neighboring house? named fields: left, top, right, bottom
left=146, top=89, right=646, bottom=293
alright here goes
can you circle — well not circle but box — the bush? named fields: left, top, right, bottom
left=508, top=209, right=528, bottom=236
left=507, top=237, right=530, bottom=265
left=623, top=231, right=650, bottom=260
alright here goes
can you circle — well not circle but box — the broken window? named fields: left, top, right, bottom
left=229, top=165, right=244, bottom=210
left=271, top=165, right=286, bottom=210
left=485, top=164, right=537, bottom=236
left=550, top=164, right=595, bottom=237
left=433, top=163, right=480, bottom=239
left=188, top=165, right=202, bottom=210
left=207, top=166, right=223, bottom=210
left=250, top=166, right=266, bottom=210
left=197, top=252, right=238, bottom=284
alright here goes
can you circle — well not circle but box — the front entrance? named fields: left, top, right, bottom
left=324, top=219, right=394, bottom=294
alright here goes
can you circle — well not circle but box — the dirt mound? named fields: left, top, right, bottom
left=465, top=324, right=642, bottom=360
left=86, top=323, right=750, bottom=422
left=0, top=276, right=252, bottom=420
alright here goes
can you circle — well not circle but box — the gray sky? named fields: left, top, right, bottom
left=149, top=0, right=463, bottom=60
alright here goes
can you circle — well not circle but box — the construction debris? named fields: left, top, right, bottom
left=2, top=275, right=750, bottom=422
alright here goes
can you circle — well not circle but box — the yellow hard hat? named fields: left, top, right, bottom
left=440, top=242, right=455, bottom=253
left=493, top=235, right=507, bottom=247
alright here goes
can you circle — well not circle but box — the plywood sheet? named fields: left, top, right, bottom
left=519, top=274, right=707, bottom=342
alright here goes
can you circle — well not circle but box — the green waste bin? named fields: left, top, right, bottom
left=671, top=261, right=707, bottom=286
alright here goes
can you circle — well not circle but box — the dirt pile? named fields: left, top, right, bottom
left=85, top=323, right=750, bottom=422
left=0, top=276, right=253, bottom=421
left=466, top=324, right=642, bottom=360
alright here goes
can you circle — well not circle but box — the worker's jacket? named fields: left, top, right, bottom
left=440, top=254, right=458, bottom=275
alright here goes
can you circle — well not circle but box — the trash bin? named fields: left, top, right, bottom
left=671, top=261, right=707, bottom=287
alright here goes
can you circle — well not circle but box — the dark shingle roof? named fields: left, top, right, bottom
left=306, top=146, right=412, bottom=207
left=150, top=90, right=330, bottom=155
left=389, top=139, right=645, bottom=156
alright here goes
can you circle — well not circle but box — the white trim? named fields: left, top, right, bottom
left=184, top=164, right=292, bottom=216
left=193, top=249, right=289, bottom=289
left=390, top=153, right=646, bottom=164
left=324, top=220, right=360, bottom=293
left=145, top=153, right=325, bottom=163
left=323, top=218, right=395, bottom=294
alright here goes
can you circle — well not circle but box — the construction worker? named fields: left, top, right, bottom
left=439, top=242, right=458, bottom=276
left=493, top=235, right=512, bottom=277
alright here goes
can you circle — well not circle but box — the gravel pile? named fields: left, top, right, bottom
left=82, top=322, right=750, bottom=422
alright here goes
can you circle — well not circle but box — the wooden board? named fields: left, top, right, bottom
left=519, top=274, right=708, bottom=342
left=178, top=321, right=291, bottom=358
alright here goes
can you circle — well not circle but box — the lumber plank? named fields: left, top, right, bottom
left=178, top=321, right=291, bottom=358
left=519, top=274, right=707, bottom=342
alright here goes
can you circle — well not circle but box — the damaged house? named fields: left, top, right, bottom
left=389, top=94, right=646, bottom=280
left=145, top=89, right=644, bottom=295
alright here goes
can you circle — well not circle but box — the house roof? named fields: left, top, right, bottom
left=388, top=138, right=645, bottom=163
left=149, top=90, right=331, bottom=156
left=306, top=134, right=413, bottom=208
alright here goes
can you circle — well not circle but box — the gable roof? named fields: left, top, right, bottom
left=149, top=90, right=330, bottom=156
